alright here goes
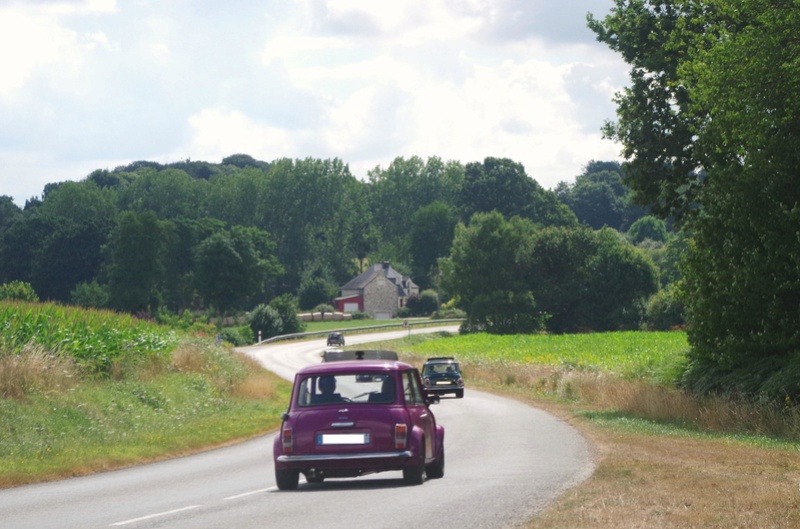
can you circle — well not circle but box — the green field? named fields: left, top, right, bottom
left=404, top=331, right=689, bottom=384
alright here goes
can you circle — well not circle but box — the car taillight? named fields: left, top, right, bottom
left=423, top=378, right=431, bottom=386
left=457, top=377, right=464, bottom=386
left=282, top=426, right=293, bottom=454
left=394, top=423, right=407, bottom=449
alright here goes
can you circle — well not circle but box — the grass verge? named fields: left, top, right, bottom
left=378, top=330, right=800, bottom=529
left=0, top=338, right=291, bottom=488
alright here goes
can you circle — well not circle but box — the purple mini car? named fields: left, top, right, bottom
left=273, top=358, right=445, bottom=490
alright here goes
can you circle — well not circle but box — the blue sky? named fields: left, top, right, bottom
left=0, top=0, right=627, bottom=206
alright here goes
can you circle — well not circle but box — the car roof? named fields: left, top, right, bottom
left=298, top=359, right=413, bottom=375
left=322, top=349, right=399, bottom=362
left=424, top=356, right=457, bottom=363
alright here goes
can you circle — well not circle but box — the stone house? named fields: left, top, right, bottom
left=334, top=262, right=419, bottom=319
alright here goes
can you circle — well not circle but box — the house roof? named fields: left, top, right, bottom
left=341, top=262, right=418, bottom=295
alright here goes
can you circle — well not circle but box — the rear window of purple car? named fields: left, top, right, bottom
left=297, top=373, right=396, bottom=406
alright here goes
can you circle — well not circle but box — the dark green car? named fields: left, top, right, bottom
left=421, top=357, right=464, bottom=398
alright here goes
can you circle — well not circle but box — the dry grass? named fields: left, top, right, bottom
left=171, top=342, right=276, bottom=398
left=460, top=363, right=800, bottom=529
left=230, top=353, right=278, bottom=399
left=467, top=362, right=800, bottom=441
left=522, top=405, right=800, bottom=529
left=0, top=343, right=78, bottom=399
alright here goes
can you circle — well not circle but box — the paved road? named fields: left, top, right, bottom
left=0, top=328, right=594, bottom=529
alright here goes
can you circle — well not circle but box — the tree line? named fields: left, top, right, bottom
left=0, top=154, right=678, bottom=333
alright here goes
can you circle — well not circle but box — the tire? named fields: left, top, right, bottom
left=402, top=441, right=425, bottom=485
left=456, top=389, right=464, bottom=399
left=426, top=443, right=445, bottom=479
left=275, top=468, right=299, bottom=490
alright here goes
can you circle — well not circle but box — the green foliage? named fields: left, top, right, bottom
left=106, top=211, right=168, bottom=312
left=248, top=304, right=283, bottom=340
left=70, top=281, right=108, bottom=308
left=442, top=214, right=659, bottom=333
left=591, top=0, right=800, bottom=398
left=628, top=216, right=667, bottom=244
left=409, top=201, right=457, bottom=289
left=0, top=301, right=176, bottom=376
left=269, top=294, right=305, bottom=334
left=0, top=195, right=21, bottom=232
left=260, top=157, right=364, bottom=292
left=298, top=274, right=339, bottom=310
left=526, top=226, right=659, bottom=333
left=312, top=303, right=336, bottom=317
left=441, top=212, right=545, bottom=334
left=367, top=156, right=464, bottom=268
left=194, top=225, right=283, bottom=313
left=218, top=325, right=255, bottom=346
left=405, top=289, right=440, bottom=316
left=0, top=281, right=39, bottom=302
left=556, top=161, right=646, bottom=231
left=458, top=157, right=577, bottom=227
left=645, top=284, right=684, bottom=331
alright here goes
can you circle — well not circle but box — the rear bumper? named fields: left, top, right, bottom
left=277, top=450, right=412, bottom=463
left=424, top=386, right=462, bottom=394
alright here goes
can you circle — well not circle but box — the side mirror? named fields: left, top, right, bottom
left=281, top=412, right=290, bottom=421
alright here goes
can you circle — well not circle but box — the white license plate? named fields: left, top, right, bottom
left=317, top=433, right=370, bottom=445
left=435, top=381, right=452, bottom=385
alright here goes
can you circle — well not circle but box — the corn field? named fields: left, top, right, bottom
left=0, top=301, right=177, bottom=375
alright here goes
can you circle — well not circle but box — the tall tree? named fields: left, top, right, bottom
left=459, top=157, right=577, bottom=227
left=106, top=211, right=168, bottom=312
left=440, top=211, right=544, bottom=334
left=260, top=158, right=361, bottom=292
left=0, top=196, right=21, bottom=233
left=590, top=1, right=800, bottom=396
left=194, top=225, right=283, bottom=313
left=557, top=161, right=646, bottom=231
left=117, top=168, right=206, bottom=220
left=409, top=201, right=457, bottom=290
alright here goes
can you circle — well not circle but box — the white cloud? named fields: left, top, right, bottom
left=0, top=0, right=627, bottom=206
left=183, top=107, right=294, bottom=163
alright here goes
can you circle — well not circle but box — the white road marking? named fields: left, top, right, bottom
left=110, top=505, right=201, bottom=526
left=224, top=487, right=274, bottom=500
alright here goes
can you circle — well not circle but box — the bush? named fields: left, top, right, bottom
left=645, top=286, right=684, bottom=330
left=70, top=281, right=108, bottom=308
left=312, top=304, right=336, bottom=319
left=269, top=294, right=305, bottom=335
left=628, top=216, right=668, bottom=244
left=298, top=276, right=338, bottom=310
left=0, top=281, right=39, bottom=302
left=432, top=307, right=466, bottom=320
left=248, top=304, right=283, bottom=341
left=405, top=289, right=439, bottom=316
left=218, top=325, right=255, bottom=346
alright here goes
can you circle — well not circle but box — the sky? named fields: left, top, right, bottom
left=0, top=0, right=628, bottom=207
